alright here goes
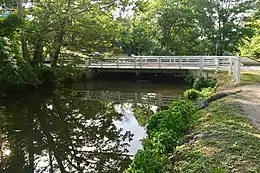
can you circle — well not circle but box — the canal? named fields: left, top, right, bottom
left=0, top=81, right=188, bottom=173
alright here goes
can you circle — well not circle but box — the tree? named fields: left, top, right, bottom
left=127, top=0, right=257, bottom=56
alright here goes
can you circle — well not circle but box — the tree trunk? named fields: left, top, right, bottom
left=32, top=39, right=44, bottom=67
left=51, top=0, right=72, bottom=68
left=17, top=0, right=29, bottom=61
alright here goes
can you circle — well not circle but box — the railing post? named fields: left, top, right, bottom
left=229, top=57, right=232, bottom=75
left=199, top=56, right=204, bottom=71
left=158, top=93, right=162, bottom=107
left=159, top=57, right=161, bottom=69
left=85, top=58, right=89, bottom=68
left=235, top=57, right=241, bottom=84
left=101, top=60, right=103, bottom=68
left=179, top=57, right=182, bottom=69
left=140, top=57, right=142, bottom=69
left=134, top=56, right=137, bottom=68
left=216, top=57, right=219, bottom=72
left=117, top=57, right=119, bottom=68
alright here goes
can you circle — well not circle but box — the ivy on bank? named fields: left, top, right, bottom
left=126, top=100, right=197, bottom=173
left=126, top=77, right=217, bottom=172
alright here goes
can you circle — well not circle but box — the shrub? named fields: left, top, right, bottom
left=184, top=89, right=200, bottom=100
left=128, top=101, right=197, bottom=172
left=149, top=130, right=181, bottom=154
left=200, top=87, right=214, bottom=98
left=0, top=37, right=38, bottom=92
left=126, top=149, right=165, bottom=173
left=193, top=77, right=216, bottom=91
left=54, top=66, right=81, bottom=83
left=37, top=66, right=54, bottom=84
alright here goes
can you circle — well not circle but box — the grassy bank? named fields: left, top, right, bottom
left=169, top=99, right=260, bottom=173
left=127, top=75, right=260, bottom=172
left=241, top=71, right=260, bottom=85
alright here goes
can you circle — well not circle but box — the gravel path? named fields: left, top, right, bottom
left=233, top=85, right=260, bottom=129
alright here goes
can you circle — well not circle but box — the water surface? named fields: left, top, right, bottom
left=0, top=81, right=187, bottom=173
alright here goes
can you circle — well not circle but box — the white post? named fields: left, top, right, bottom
left=199, top=56, right=204, bottom=71
left=101, top=61, right=103, bottom=68
left=158, top=93, right=162, bottom=107
left=117, top=57, right=119, bottom=68
left=159, top=57, right=161, bottom=69
left=140, top=57, right=142, bottom=68
left=179, top=57, right=182, bottom=69
left=216, top=57, right=219, bottom=72
left=229, top=57, right=232, bottom=75
left=85, top=58, right=89, bottom=68
left=235, top=58, right=241, bottom=84
left=134, top=56, right=137, bottom=68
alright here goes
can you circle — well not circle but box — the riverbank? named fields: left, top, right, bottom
left=168, top=99, right=260, bottom=172
left=126, top=72, right=260, bottom=172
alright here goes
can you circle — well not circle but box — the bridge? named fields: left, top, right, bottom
left=76, top=90, right=180, bottom=107
left=85, top=56, right=241, bottom=83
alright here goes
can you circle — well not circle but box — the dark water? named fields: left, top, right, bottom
left=0, top=81, right=187, bottom=173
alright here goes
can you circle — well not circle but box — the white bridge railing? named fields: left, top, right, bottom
left=76, top=90, right=180, bottom=106
left=85, top=56, right=241, bottom=83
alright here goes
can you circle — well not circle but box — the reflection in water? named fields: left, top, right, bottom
left=0, top=82, right=186, bottom=173
left=0, top=89, right=138, bottom=173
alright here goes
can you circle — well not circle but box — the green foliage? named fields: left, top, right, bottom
left=193, top=77, right=216, bottom=91
left=53, top=66, right=86, bottom=83
left=127, top=0, right=255, bottom=56
left=126, top=149, right=165, bottom=173
left=148, top=100, right=196, bottom=139
left=240, top=35, right=260, bottom=58
left=37, top=66, right=54, bottom=84
left=128, top=100, right=197, bottom=172
left=240, top=19, right=260, bottom=58
left=0, top=37, right=38, bottom=92
left=0, top=12, right=21, bottom=37
left=200, top=87, right=214, bottom=98
left=184, top=89, right=200, bottom=101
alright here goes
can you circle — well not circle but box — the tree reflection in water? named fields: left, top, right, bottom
left=0, top=88, right=135, bottom=173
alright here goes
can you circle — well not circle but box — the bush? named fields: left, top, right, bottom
left=193, top=77, right=216, bottom=91
left=128, top=101, right=197, bottom=172
left=200, top=87, right=214, bottom=98
left=37, top=66, right=54, bottom=84
left=126, top=149, right=165, bottom=173
left=149, top=130, right=181, bottom=154
left=240, top=35, right=260, bottom=58
left=184, top=89, right=200, bottom=100
left=54, top=66, right=81, bottom=83
left=0, top=37, right=38, bottom=92
left=147, top=101, right=196, bottom=150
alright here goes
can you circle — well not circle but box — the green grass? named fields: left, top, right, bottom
left=168, top=99, right=260, bottom=173
left=241, top=72, right=260, bottom=85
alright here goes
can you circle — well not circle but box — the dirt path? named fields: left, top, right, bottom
left=232, top=84, right=260, bottom=129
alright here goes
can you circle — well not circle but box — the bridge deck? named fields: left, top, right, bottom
left=85, top=56, right=241, bottom=83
